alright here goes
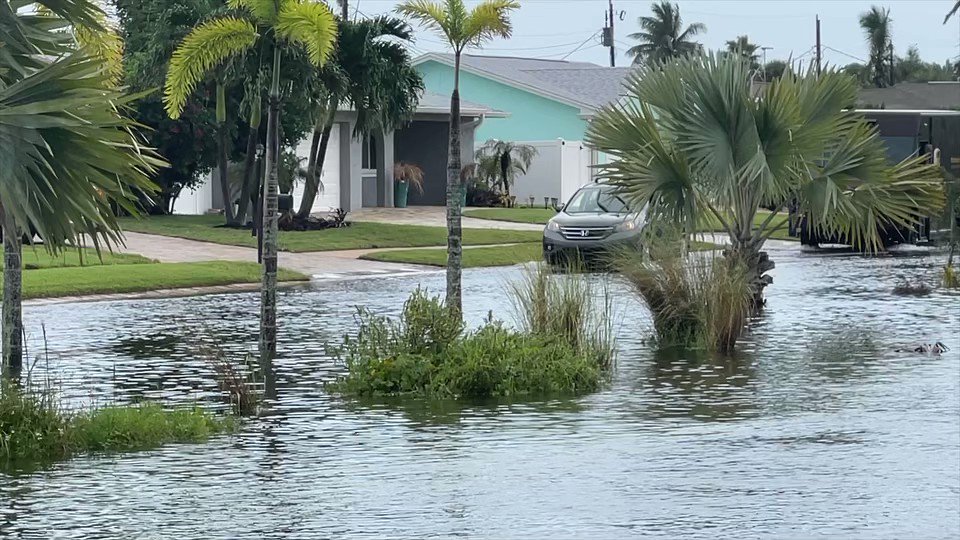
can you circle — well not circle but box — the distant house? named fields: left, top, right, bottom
left=857, top=81, right=960, bottom=111
left=414, top=53, right=633, bottom=203
left=173, top=91, right=505, bottom=215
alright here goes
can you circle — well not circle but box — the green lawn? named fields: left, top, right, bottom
left=14, top=247, right=152, bottom=270
left=360, top=241, right=719, bottom=268
left=701, top=210, right=795, bottom=240
left=17, top=261, right=307, bottom=299
left=464, top=207, right=556, bottom=224
left=119, top=215, right=542, bottom=252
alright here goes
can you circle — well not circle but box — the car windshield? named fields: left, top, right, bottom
left=563, top=186, right=629, bottom=215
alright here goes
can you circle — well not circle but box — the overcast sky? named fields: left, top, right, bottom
left=355, top=0, right=960, bottom=69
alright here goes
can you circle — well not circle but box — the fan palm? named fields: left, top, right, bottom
left=474, top=140, right=537, bottom=199
left=586, top=53, right=944, bottom=307
left=1, top=1, right=162, bottom=375
left=627, top=1, right=705, bottom=66
left=396, top=0, right=519, bottom=317
left=725, top=35, right=759, bottom=71
left=164, top=0, right=337, bottom=360
left=859, top=5, right=892, bottom=88
left=297, top=15, right=424, bottom=219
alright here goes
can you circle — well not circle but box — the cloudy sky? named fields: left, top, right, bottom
left=356, top=0, right=960, bottom=68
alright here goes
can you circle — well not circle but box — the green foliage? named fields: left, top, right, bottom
left=627, top=1, right=705, bottom=66
left=1, top=382, right=233, bottom=464
left=859, top=5, right=891, bottom=88
left=943, top=265, right=959, bottom=288
left=725, top=35, right=759, bottom=70
left=330, top=286, right=611, bottom=399
left=618, top=250, right=751, bottom=352
left=474, top=140, right=538, bottom=197
left=396, top=0, right=519, bottom=53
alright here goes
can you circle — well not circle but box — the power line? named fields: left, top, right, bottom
left=562, top=31, right=602, bottom=60
left=823, top=46, right=867, bottom=63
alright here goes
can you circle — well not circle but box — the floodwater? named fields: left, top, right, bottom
left=1, top=248, right=959, bottom=539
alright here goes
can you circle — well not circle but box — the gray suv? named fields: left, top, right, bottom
left=542, top=183, right=645, bottom=266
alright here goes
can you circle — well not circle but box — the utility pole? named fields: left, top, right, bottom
left=608, top=0, right=616, bottom=67
left=340, top=0, right=348, bottom=21
left=761, top=46, right=772, bottom=81
left=815, top=15, right=821, bottom=77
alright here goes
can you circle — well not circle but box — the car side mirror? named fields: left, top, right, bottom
left=553, top=203, right=564, bottom=212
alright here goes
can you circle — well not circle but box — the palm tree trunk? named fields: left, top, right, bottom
left=216, top=83, right=237, bottom=226
left=1, top=204, right=23, bottom=378
left=446, top=52, right=464, bottom=316
left=726, top=237, right=774, bottom=310
left=297, top=100, right=335, bottom=218
left=236, top=101, right=262, bottom=227
left=259, top=47, right=281, bottom=362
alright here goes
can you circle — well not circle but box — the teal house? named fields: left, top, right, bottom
left=412, top=53, right=632, bottom=203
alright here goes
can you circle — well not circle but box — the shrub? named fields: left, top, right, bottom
left=892, top=281, right=933, bottom=296
left=330, top=286, right=612, bottom=399
left=618, top=251, right=751, bottom=352
left=944, top=265, right=959, bottom=288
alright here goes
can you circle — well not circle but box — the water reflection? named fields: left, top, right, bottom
left=1, top=250, right=957, bottom=538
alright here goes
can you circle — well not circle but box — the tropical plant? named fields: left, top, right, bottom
left=394, top=162, right=425, bottom=194
left=725, top=35, right=760, bottom=71
left=0, top=1, right=162, bottom=375
left=474, top=140, right=537, bottom=199
left=585, top=53, right=945, bottom=308
left=396, top=0, right=519, bottom=317
left=164, top=0, right=337, bottom=360
left=627, top=1, right=705, bottom=66
left=859, top=5, right=892, bottom=88
left=296, top=15, right=424, bottom=219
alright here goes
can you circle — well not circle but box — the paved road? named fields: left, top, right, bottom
left=116, top=232, right=437, bottom=281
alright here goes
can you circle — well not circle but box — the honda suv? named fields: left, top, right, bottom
left=542, top=183, right=645, bottom=266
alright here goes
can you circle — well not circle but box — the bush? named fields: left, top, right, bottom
left=944, top=265, right=959, bottom=288
left=618, top=251, right=751, bottom=352
left=0, top=381, right=234, bottom=464
left=329, top=285, right=612, bottom=399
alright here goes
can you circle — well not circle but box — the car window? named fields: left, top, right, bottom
left=564, top=187, right=629, bottom=214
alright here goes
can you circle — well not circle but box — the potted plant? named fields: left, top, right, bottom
left=394, top=162, right=424, bottom=208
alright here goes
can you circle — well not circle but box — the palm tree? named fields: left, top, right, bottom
left=945, top=1, right=959, bottom=23
left=164, top=0, right=337, bottom=360
left=297, top=15, right=423, bottom=219
left=586, top=53, right=944, bottom=307
left=859, top=5, right=892, bottom=88
left=725, top=35, right=760, bottom=71
left=627, top=1, right=705, bottom=66
left=474, top=140, right=538, bottom=200
left=396, top=0, right=519, bottom=317
left=0, top=1, right=161, bottom=375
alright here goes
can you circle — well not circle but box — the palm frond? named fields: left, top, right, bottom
left=229, top=0, right=279, bottom=24
left=396, top=0, right=454, bottom=45
left=276, top=0, right=338, bottom=66
left=163, top=16, right=258, bottom=119
left=945, top=1, right=960, bottom=24
left=463, top=0, right=518, bottom=47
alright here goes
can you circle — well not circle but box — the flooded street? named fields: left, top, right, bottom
left=2, top=249, right=958, bottom=539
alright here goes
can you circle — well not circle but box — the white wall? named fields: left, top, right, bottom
left=506, top=139, right=593, bottom=206
left=292, top=123, right=341, bottom=214
left=172, top=182, right=213, bottom=215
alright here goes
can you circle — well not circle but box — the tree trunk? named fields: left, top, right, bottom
left=236, top=102, right=262, bottom=227
left=259, top=47, right=281, bottom=362
left=726, top=242, right=774, bottom=311
left=297, top=107, right=334, bottom=218
left=446, top=53, right=464, bottom=316
left=216, top=83, right=237, bottom=226
left=1, top=205, right=23, bottom=378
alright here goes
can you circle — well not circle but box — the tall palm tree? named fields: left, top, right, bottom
left=396, top=0, right=519, bottom=317
left=586, top=53, right=944, bottom=307
left=859, top=5, right=892, bottom=88
left=164, top=0, right=337, bottom=360
left=474, top=140, right=537, bottom=199
left=627, top=1, right=705, bottom=66
left=725, top=35, right=760, bottom=71
left=0, top=1, right=162, bottom=375
left=297, top=15, right=423, bottom=219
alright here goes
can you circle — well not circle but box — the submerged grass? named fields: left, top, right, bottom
left=329, top=269, right=615, bottom=400
left=0, top=382, right=234, bottom=465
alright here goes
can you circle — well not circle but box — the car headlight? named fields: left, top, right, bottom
left=546, top=220, right=560, bottom=232
left=614, top=220, right=637, bottom=233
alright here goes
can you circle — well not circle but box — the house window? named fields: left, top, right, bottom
left=361, top=134, right=378, bottom=171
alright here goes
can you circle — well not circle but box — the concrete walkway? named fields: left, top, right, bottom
left=350, top=206, right=544, bottom=231
left=117, top=232, right=437, bottom=281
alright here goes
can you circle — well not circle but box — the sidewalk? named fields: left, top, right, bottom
left=350, top=206, right=544, bottom=231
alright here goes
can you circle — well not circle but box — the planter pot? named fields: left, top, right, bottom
left=278, top=194, right=294, bottom=213
left=394, top=180, right=410, bottom=208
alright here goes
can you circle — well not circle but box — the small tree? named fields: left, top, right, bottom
left=397, top=0, right=519, bottom=317
left=474, top=140, right=537, bottom=200
left=164, top=0, right=337, bottom=360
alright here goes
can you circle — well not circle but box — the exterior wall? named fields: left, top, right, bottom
left=172, top=182, right=214, bottom=215
left=395, top=120, right=450, bottom=206
left=417, top=60, right=588, bottom=142
left=291, top=123, right=341, bottom=214
left=509, top=140, right=593, bottom=206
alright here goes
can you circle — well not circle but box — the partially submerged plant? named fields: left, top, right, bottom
left=200, top=344, right=262, bottom=416
left=892, top=281, right=933, bottom=296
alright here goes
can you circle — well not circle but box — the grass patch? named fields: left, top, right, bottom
left=17, top=261, right=307, bottom=299
left=701, top=210, right=795, bottom=240
left=12, top=247, right=152, bottom=269
left=329, top=276, right=614, bottom=399
left=0, top=383, right=234, bottom=465
left=119, top=215, right=541, bottom=252
left=464, top=207, right=556, bottom=224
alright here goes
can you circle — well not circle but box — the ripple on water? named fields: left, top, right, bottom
left=1, top=250, right=958, bottom=539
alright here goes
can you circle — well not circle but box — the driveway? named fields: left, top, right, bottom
left=349, top=206, right=544, bottom=231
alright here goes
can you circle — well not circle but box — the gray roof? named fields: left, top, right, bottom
left=416, top=90, right=507, bottom=117
left=415, top=53, right=633, bottom=110
left=857, top=82, right=960, bottom=110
